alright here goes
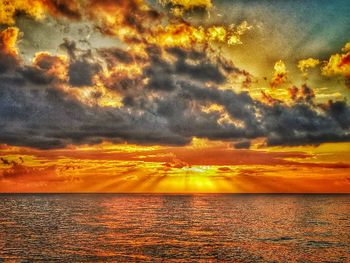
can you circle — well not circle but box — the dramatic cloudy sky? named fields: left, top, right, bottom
left=0, top=0, right=349, bottom=192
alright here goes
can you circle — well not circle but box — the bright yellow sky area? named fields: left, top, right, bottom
left=1, top=139, right=349, bottom=193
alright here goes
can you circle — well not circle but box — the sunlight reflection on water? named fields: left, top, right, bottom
left=0, top=194, right=349, bottom=262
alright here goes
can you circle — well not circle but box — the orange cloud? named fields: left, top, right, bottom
left=342, top=42, right=350, bottom=52
left=0, top=26, right=19, bottom=56
left=0, top=26, right=20, bottom=73
left=322, top=42, right=350, bottom=78
left=32, top=52, right=68, bottom=81
left=321, top=43, right=350, bottom=89
left=86, top=0, right=160, bottom=44
left=270, top=60, right=288, bottom=87
left=0, top=0, right=45, bottom=25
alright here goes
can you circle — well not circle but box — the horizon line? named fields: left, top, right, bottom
left=0, top=192, right=349, bottom=195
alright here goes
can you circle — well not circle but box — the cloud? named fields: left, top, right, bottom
left=0, top=27, right=19, bottom=56
left=288, top=86, right=299, bottom=101
left=286, top=84, right=315, bottom=104
left=298, top=58, right=320, bottom=73
left=1, top=40, right=350, bottom=149
left=85, top=0, right=162, bottom=43
left=0, top=27, right=20, bottom=73
left=0, top=156, right=49, bottom=180
left=98, top=47, right=134, bottom=66
left=322, top=50, right=350, bottom=77
left=2, top=0, right=252, bottom=51
left=321, top=42, right=350, bottom=88
left=44, top=0, right=81, bottom=20
left=150, top=22, right=252, bottom=49
left=68, top=59, right=100, bottom=87
left=233, top=141, right=251, bottom=149
left=0, top=58, right=190, bottom=149
left=157, top=0, right=213, bottom=20
left=30, top=52, right=68, bottom=82
left=0, top=1, right=350, bottom=150
left=158, top=0, right=213, bottom=11
left=0, top=157, right=18, bottom=166
left=263, top=99, right=350, bottom=146
left=162, top=157, right=190, bottom=170
left=293, top=42, right=350, bottom=89
left=59, top=39, right=101, bottom=87
left=0, top=0, right=45, bottom=25
left=270, top=60, right=288, bottom=87
left=261, top=91, right=282, bottom=105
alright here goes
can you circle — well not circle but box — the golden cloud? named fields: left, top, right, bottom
left=0, top=0, right=45, bottom=25
left=322, top=42, right=350, bottom=78
left=32, top=52, right=68, bottom=81
left=270, top=60, right=288, bottom=87
left=149, top=21, right=252, bottom=49
left=0, top=26, right=19, bottom=56
left=342, top=42, right=350, bottom=52
left=298, top=58, right=320, bottom=73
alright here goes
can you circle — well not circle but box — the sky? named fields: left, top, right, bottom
left=0, top=0, right=349, bottom=193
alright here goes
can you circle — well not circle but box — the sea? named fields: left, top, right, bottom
left=0, top=194, right=349, bottom=262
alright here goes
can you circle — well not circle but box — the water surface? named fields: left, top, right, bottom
left=0, top=194, right=349, bottom=262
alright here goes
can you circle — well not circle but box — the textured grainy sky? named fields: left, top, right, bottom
left=0, top=0, right=349, bottom=192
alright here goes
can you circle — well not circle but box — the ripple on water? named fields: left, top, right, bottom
left=0, top=194, right=349, bottom=262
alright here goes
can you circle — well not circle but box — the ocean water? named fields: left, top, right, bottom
left=0, top=194, right=349, bottom=262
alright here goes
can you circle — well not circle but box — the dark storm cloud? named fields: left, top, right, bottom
left=59, top=39, right=101, bottom=87
left=165, top=81, right=263, bottom=140
left=166, top=47, right=236, bottom=84
left=132, top=47, right=350, bottom=146
left=0, top=45, right=191, bottom=148
left=0, top=52, right=18, bottom=73
left=0, top=74, right=189, bottom=148
left=175, top=58, right=226, bottom=84
left=20, top=66, right=54, bottom=85
left=262, top=100, right=350, bottom=146
left=68, top=59, right=100, bottom=87
left=143, top=46, right=241, bottom=91
left=325, top=100, right=350, bottom=130
left=144, top=57, right=177, bottom=91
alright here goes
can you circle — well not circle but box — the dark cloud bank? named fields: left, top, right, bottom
left=0, top=0, right=349, bottom=150
left=1, top=40, right=350, bottom=150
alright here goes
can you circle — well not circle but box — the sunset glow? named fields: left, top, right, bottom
left=0, top=0, right=349, bottom=193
